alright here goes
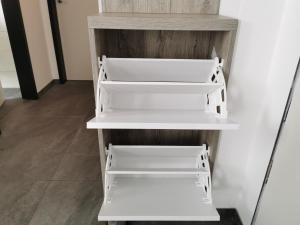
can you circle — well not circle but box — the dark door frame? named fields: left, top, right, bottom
left=47, top=0, right=67, bottom=83
left=1, top=0, right=38, bottom=99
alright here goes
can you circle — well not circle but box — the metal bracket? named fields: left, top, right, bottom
left=104, top=144, right=115, bottom=203
left=206, top=58, right=228, bottom=118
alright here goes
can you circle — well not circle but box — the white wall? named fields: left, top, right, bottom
left=255, top=20, right=300, bottom=224
left=19, top=0, right=53, bottom=92
left=39, top=0, right=59, bottom=80
left=213, top=0, right=300, bottom=224
left=0, top=1, right=19, bottom=88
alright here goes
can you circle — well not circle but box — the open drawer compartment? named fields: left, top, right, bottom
left=98, top=144, right=219, bottom=221
left=105, top=144, right=210, bottom=175
left=87, top=56, right=239, bottom=130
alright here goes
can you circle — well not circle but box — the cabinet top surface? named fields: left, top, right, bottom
left=88, top=13, right=238, bottom=31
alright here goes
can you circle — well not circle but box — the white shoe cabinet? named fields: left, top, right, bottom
left=87, top=12, right=238, bottom=223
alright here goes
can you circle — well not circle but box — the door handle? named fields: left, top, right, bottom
left=57, top=0, right=63, bottom=3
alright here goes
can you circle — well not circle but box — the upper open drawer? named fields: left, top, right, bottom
left=87, top=56, right=239, bottom=130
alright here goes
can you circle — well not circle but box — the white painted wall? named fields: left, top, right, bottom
left=255, top=33, right=300, bottom=225
left=39, top=0, right=59, bottom=80
left=56, top=0, right=98, bottom=80
left=0, top=1, right=19, bottom=88
left=19, top=0, right=53, bottom=92
left=213, top=0, right=300, bottom=225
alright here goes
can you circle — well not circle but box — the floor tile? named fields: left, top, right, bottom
left=45, top=81, right=94, bottom=98
left=28, top=181, right=102, bottom=225
left=0, top=180, right=48, bottom=225
left=27, top=93, right=94, bottom=117
left=0, top=116, right=82, bottom=153
left=0, top=140, right=64, bottom=181
left=23, top=82, right=95, bottom=117
left=0, top=98, right=28, bottom=119
left=53, top=154, right=101, bottom=181
left=67, top=124, right=99, bottom=156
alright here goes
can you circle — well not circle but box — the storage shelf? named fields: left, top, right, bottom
left=101, top=81, right=223, bottom=94
left=106, top=145, right=209, bottom=175
left=87, top=110, right=239, bottom=130
left=88, top=13, right=238, bottom=31
left=98, top=177, right=219, bottom=221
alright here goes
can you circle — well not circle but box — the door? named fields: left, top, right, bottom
left=254, top=63, right=300, bottom=225
left=56, top=0, right=98, bottom=80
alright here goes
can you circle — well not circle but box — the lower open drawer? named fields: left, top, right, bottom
left=98, top=176, right=219, bottom=221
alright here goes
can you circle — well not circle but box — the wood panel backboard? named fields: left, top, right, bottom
left=100, top=0, right=220, bottom=14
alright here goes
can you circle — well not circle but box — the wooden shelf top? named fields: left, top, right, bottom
left=88, top=13, right=238, bottom=31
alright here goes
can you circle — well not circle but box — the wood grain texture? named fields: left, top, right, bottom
left=170, top=0, right=219, bottom=14
left=101, top=0, right=219, bottom=14
left=97, top=130, right=107, bottom=190
left=88, top=29, right=98, bottom=96
left=88, top=13, right=238, bottom=31
left=133, top=0, right=171, bottom=13
left=104, top=0, right=133, bottom=12
left=102, top=30, right=214, bottom=59
left=214, top=30, right=237, bottom=82
left=144, top=30, right=214, bottom=58
left=101, top=30, right=214, bottom=59
left=108, top=129, right=203, bottom=146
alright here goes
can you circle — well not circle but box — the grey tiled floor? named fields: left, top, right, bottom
left=0, top=81, right=102, bottom=225
left=0, top=81, right=242, bottom=225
